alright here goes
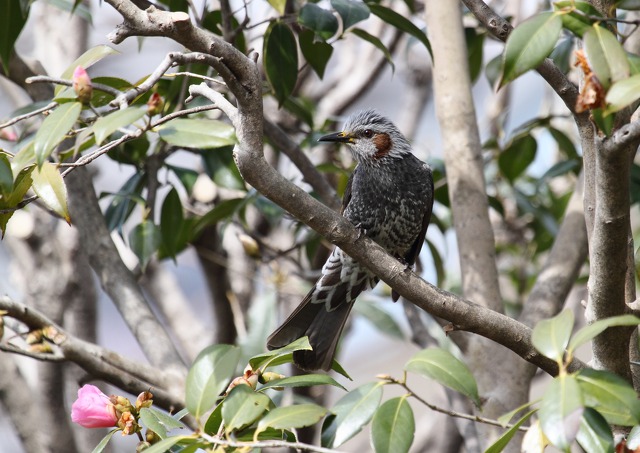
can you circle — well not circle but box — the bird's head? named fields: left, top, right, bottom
left=318, top=110, right=412, bottom=165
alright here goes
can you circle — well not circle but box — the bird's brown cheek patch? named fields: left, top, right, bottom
left=373, top=133, right=392, bottom=159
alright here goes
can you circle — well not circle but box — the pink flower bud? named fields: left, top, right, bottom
left=146, top=93, right=164, bottom=116
left=0, top=127, right=17, bottom=142
left=71, top=385, right=118, bottom=428
left=72, top=66, right=93, bottom=104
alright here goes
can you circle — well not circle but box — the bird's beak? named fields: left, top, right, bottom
left=318, top=131, right=353, bottom=143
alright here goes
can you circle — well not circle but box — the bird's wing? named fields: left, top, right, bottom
left=403, top=168, right=435, bottom=267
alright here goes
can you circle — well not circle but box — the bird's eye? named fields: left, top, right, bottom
left=362, top=129, right=374, bottom=138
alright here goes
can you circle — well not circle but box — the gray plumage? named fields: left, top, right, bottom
left=267, top=110, right=434, bottom=371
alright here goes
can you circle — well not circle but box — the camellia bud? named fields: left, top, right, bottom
left=238, top=233, right=261, bottom=258
left=145, top=429, right=161, bottom=444
left=71, top=385, right=118, bottom=429
left=261, top=371, right=285, bottom=383
left=111, top=395, right=134, bottom=415
left=135, top=390, right=153, bottom=411
left=72, top=66, right=93, bottom=104
left=0, top=127, right=17, bottom=141
left=146, top=93, right=164, bottom=116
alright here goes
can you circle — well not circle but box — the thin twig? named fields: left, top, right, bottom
left=0, top=102, right=58, bottom=129
left=26, top=76, right=122, bottom=98
left=199, top=432, right=344, bottom=453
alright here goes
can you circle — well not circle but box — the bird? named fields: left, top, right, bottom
left=267, top=109, right=434, bottom=371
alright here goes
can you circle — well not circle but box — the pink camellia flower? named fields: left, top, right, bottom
left=72, top=66, right=92, bottom=104
left=70, top=384, right=118, bottom=428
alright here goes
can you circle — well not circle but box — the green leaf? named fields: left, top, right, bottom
left=57, top=45, right=119, bottom=95
left=592, top=108, right=615, bottom=136
left=353, top=300, right=404, bottom=340
left=485, top=410, right=536, bottom=453
left=321, top=381, right=384, bottom=448
left=367, top=4, right=432, bottom=57
left=0, top=165, right=33, bottom=237
left=167, top=165, right=199, bottom=195
left=92, top=106, right=146, bottom=145
left=499, top=12, right=562, bottom=87
left=568, top=315, right=640, bottom=355
left=203, top=402, right=223, bottom=435
left=576, top=408, right=614, bottom=453
left=627, top=425, right=640, bottom=449
left=331, top=0, right=370, bottom=30
left=185, top=344, right=240, bottom=421
left=90, top=429, right=119, bottom=453
left=299, top=29, right=333, bottom=79
left=538, top=373, right=584, bottom=451
left=138, top=407, right=186, bottom=439
left=584, top=24, right=630, bottom=90
left=0, top=0, right=29, bottom=74
left=0, top=153, right=13, bottom=197
left=263, top=21, right=298, bottom=107
left=257, top=404, right=327, bottom=433
left=554, top=1, right=603, bottom=37
left=465, top=27, right=485, bottom=83
left=33, top=102, right=82, bottom=167
left=266, top=0, right=286, bottom=14
left=200, top=146, right=245, bottom=190
left=193, top=198, right=245, bottom=238
left=157, top=118, right=235, bottom=149
left=258, top=374, right=346, bottom=392
left=498, top=135, right=537, bottom=183
left=222, top=385, right=271, bottom=432
left=135, top=435, right=192, bottom=453
left=405, top=348, right=481, bottom=407
left=531, top=308, right=574, bottom=363
left=128, top=221, right=161, bottom=270
left=249, top=336, right=312, bottom=370
left=299, top=4, right=339, bottom=40
left=605, top=74, right=640, bottom=113
left=31, top=161, right=70, bottom=223
left=160, top=187, right=185, bottom=260
left=576, top=368, right=640, bottom=426
left=104, top=172, right=146, bottom=233
left=351, top=28, right=395, bottom=71
left=370, top=396, right=415, bottom=453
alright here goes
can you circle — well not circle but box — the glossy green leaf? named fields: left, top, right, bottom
left=605, top=75, right=640, bottom=113
left=92, top=106, right=146, bottom=145
left=157, top=118, right=235, bottom=149
left=104, top=172, right=146, bottom=233
left=34, top=102, right=82, bottom=167
left=249, top=336, right=312, bottom=370
left=299, top=29, right=333, bottom=79
left=367, top=4, right=432, bottom=57
left=554, top=1, right=603, bottom=37
left=351, top=28, right=394, bottom=71
left=0, top=0, right=29, bottom=73
left=135, top=435, right=192, bottom=453
left=128, top=221, right=161, bottom=270
left=577, top=368, right=640, bottom=426
left=353, top=300, right=404, bottom=340
left=485, top=410, right=536, bottom=453
left=89, top=76, right=133, bottom=107
left=592, top=108, right=615, bottom=136
left=576, top=408, right=614, bottom=453
left=499, top=12, right=562, bottom=87
left=498, top=135, right=537, bottom=183
left=0, top=153, right=13, bottom=197
left=222, top=385, right=271, bottom=432
left=568, top=315, right=640, bottom=354
left=0, top=165, right=33, bottom=237
left=259, top=374, right=346, bottom=391
left=465, top=27, right=485, bottom=83
left=531, top=308, right=574, bottom=363
left=371, top=396, right=415, bottom=453
left=257, top=404, right=327, bottom=433
left=405, top=348, right=481, bottom=407
left=299, top=4, right=338, bottom=40
left=321, top=381, right=384, bottom=448
left=138, top=407, right=186, bottom=439
left=90, top=429, right=119, bottom=453
left=263, top=22, right=298, bottom=107
left=203, top=402, right=223, bottom=435
left=200, top=145, right=245, bottom=190
left=167, top=165, right=198, bottom=195
left=185, top=344, right=240, bottom=421
left=31, top=161, right=70, bottom=223
left=584, top=24, right=630, bottom=89
left=57, top=45, right=119, bottom=95
left=538, top=374, right=584, bottom=451
left=160, top=187, right=185, bottom=260
left=193, top=198, right=245, bottom=238
left=331, top=0, right=369, bottom=30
